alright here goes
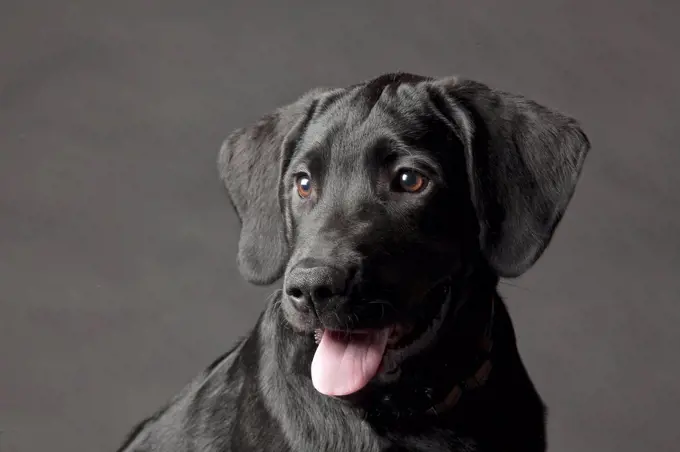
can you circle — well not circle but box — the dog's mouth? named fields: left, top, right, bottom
left=310, top=281, right=452, bottom=397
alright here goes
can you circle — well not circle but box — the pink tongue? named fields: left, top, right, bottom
left=311, top=328, right=390, bottom=396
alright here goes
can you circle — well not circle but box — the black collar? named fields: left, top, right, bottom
left=425, top=296, right=495, bottom=416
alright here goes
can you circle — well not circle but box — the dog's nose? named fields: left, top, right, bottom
left=285, top=265, right=349, bottom=312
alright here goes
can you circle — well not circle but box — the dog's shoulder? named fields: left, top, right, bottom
left=116, top=339, right=248, bottom=452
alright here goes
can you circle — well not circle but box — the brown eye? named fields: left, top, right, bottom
left=395, top=169, right=428, bottom=193
left=296, top=174, right=313, bottom=198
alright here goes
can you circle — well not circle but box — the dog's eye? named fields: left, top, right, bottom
left=395, top=169, right=428, bottom=193
left=295, top=174, right=313, bottom=198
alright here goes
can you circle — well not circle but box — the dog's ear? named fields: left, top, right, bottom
left=217, top=89, right=333, bottom=285
left=431, top=78, right=590, bottom=277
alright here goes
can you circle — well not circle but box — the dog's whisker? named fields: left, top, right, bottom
left=367, top=300, right=397, bottom=311
left=498, top=280, right=531, bottom=292
left=352, top=312, right=360, bottom=329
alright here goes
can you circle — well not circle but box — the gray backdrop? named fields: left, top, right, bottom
left=1, top=1, right=678, bottom=451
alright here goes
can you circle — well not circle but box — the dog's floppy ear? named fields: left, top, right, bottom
left=217, top=88, right=333, bottom=285
left=431, top=78, right=590, bottom=277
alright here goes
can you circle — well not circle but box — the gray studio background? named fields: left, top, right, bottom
left=1, top=1, right=678, bottom=451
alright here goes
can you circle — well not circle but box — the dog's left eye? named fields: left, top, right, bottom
left=394, top=169, right=428, bottom=193
left=295, top=174, right=313, bottom=198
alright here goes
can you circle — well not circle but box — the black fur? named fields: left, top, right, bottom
left=118, top=73, right=590, bottom=451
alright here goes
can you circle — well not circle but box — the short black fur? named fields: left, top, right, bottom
left=118, top=73, right=590, bottom=451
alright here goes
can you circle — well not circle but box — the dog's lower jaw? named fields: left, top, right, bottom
left=381, top=286, right=453, bottom=372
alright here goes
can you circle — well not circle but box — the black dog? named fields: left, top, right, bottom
left=118, top=73, right=590, bottom=451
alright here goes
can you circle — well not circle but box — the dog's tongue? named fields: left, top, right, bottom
left=311, top=328, right=390, bottom=396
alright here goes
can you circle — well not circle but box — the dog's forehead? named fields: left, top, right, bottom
left=299, top=81, right=432, bottom=158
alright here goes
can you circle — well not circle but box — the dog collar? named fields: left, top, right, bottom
left=425, top=295, right=495, bottom=416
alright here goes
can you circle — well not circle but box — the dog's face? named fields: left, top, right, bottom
left=219, top=73, right=589, bottom=396
left=280, top=76, right=478, bottom=333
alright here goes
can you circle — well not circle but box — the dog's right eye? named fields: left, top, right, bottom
left=295, top=174, right=313, bottom=199
left=393, top=169, right=429, bottom=194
